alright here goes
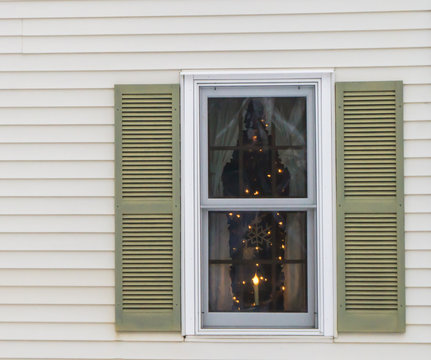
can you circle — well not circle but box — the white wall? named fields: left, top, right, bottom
left=0, top=0, right=430, bottom=358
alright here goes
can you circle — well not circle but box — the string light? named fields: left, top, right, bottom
left=248, top=225, right=252, bottom=230
left=242, top=281, right=246, bottom=285
left=253, top=190, right=259, bottom=196
left=236, top=214, right=241, bottom=218
left=252, top=135, right=258, bottom=141
left=267, top=230, right=271, bottom=235
left=278, top=256, right=282, bottom=260
left=267, top=174, right=271, bottom=178
left=229, top=212, right=233, bottom=216
left=278, top=169, right=283, bottom=173
left=282, top=286, right=286, bottom=291
left=281, top=244, right=285, bottom=249
left=245, top=188, right=250, bottom=194
left=279, top=221, right=283, bottom=226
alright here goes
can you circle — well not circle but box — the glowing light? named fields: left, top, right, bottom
left=279, top=221, right=283, bottom=226
left=256, top=263, right=259, bottom=267
left=252, top=273, right=260, bottom=286
left=253, top=190, right=259, bottom=196
left=233, top=296, right=236, bottom=300
left=242, top=240, right=246, bottom=243
left=278, top=256, right=282, bottom=260
left=267, top=230, right=271, bottom=235
left=236, top=299, right=240, bottom=303
left=267, top=174, right=271, bottom=178
left=236, top=214, right=241, bottom=218
left=248, top=225, right=252, bottom=230
left=260, top=276, right=264, bottom=280
left=255, top=246, right=259, bottom=250
left=278, top=169, right=283, bottom=173
left=277, top=212, right=280, bottom=216
left=259, top=148, right=263, bottom=152
left=245, top=188, right=250, bottom=194
left=228, top=212, right=233, bottom=216
left=264, top=278, right=268, bottom=282
left=281, top=244, right=285, bottom=249
left=252, top=135, right=258, bottom=141
left=265, top=124, right=269, bottom=128
left=242, top=281, right=246, bottom=285
left=282, top=286, right=286, bottom=291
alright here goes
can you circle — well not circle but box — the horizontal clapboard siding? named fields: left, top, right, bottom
left=20, top=30, right=431, bottom=53
left=0, top=0, right=429, bottom=358
left=0, top=0, right=429, bottom=18
left=20, top=12, right=431, bottom=35
left=0, top=49, right=430, bottom=71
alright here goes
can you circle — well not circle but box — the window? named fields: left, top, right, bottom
left=181, top=72, right=335, bottom=335
left=200, top=85, right=316, bottom=329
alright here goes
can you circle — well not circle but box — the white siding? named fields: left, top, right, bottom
left=0, top=0, right=430, bottom=358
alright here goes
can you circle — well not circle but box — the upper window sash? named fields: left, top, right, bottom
left=199, top=84, right=317, bottom=208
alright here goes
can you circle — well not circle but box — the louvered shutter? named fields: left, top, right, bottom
left=115, top=84, right=180, bottom=331
left=336, top=81, right=405, bottom=332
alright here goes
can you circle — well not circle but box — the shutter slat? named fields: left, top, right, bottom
left=336, top=81, right=405, bottom=333
left=115, top=84, right=180, bottom=332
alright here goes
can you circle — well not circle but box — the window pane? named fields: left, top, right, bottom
left=208, top=97, right=307, bottom=198
left=208, top=211, right=308, bottom=313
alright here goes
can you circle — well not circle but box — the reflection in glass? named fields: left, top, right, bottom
left=208, top=97, right=307, bottom=198
left=208, top=211, right=307, bottom=313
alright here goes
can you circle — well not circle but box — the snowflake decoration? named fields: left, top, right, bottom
left=245, top=217, right=272, bottom=248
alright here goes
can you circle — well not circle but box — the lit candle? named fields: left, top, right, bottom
left=252, top=273, right=260, bottom=306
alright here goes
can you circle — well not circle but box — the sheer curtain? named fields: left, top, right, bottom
left=208, top=99, right=244, bottom=311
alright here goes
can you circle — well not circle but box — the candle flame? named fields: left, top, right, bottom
left=252, top=273, right=260, bottom=286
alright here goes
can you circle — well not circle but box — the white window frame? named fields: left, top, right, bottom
left=181, top=70, right=335, bottom=337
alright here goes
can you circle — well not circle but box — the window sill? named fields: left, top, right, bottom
left=184, top=334, right=334, bottom=343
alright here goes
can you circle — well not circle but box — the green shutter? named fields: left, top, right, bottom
left=336, top=81, right=405, bottom=332
left=115, top=84, right=180, bottom=331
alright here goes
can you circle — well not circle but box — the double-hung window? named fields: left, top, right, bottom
left=200, top=85, right=316, bottom=329
left=182, top=72, right=335, bottom=335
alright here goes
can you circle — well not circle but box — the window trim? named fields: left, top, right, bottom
left=181, top=70, right=335, bottom=336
